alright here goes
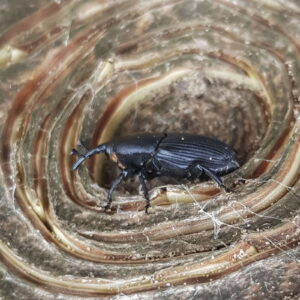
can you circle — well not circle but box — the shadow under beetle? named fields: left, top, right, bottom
left=71, top=133, right=239, bottom=213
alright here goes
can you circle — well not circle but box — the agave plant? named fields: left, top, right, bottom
left=0, top=0, right=300, bottom=298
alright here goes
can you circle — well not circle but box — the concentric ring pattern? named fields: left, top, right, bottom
left=1, top=0, right=300, bottom=298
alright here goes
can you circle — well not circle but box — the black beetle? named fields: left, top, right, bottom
left=72, top=133, right=239, bottom=213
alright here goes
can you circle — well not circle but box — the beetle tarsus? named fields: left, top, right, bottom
left=103, top=203, right=111, bottom=211
left=139, top=173, right=151, bottom=213
left=224, top=186, right=232, bottom=193
left=145, top=203, right=150, bottom=214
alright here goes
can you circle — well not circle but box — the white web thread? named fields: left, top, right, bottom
left=173, top=163, right=300, bottom=250
left=179, top=184, right=244, bottom=239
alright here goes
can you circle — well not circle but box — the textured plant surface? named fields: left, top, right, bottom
left=0, top=0, right=300, bottom=299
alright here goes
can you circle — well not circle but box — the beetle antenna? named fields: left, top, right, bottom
left=72, top=144, right=107, bottom=171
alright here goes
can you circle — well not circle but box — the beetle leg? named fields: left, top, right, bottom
left=138, top=173, right=150, bottom=213
left=193, top=163, right=230, bottom=192
left=154, top=133, right=167, bottom=152
left=104, top=170, right=128, bottom=211
left=152, top=133, right=167, bottom=168
left=201, top=166, right=230, bottom=192
left=144, top=133, right=167, bottom=173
